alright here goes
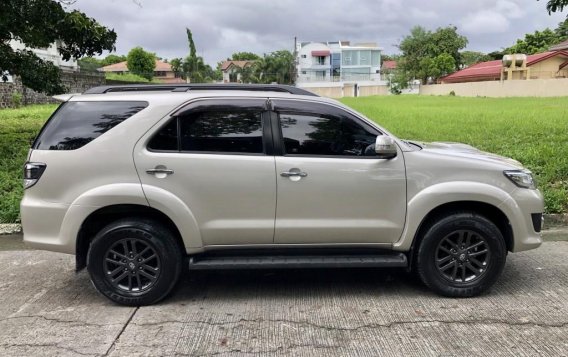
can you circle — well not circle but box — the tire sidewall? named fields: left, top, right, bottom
left=87, top=219, right=182, bottom=306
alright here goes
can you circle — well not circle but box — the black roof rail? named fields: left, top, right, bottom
left=83, top=83, right=319, bottom=97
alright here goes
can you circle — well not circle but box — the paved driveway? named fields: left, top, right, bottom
left=0, top=239, right=567, bottom=356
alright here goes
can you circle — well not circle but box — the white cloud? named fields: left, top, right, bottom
left=461, top=11, right=511, bottom=35
left=69, top=0, right=566, bottom=62
left=410, top=8, right=438, bottom=21
left=496, top=0, right=525, bottom=19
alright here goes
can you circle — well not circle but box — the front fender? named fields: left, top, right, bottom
left=393, top=181, right=514, bottom=251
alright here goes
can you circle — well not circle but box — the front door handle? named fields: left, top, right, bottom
left=146, top=168, right=174, bottom=175
left=280, top=171, right=308, bottom=178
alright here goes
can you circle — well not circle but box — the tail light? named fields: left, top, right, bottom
left=23, top=162, right=46, bottom=189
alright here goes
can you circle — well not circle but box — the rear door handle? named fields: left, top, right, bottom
left=146, top=168, right=174, bottom=175
left=280, top=171, right=308, bottom=177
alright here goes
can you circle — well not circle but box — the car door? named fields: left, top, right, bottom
left=134, top=98, right=276, bottom=246
left=271, top=99, right=407, bottom=245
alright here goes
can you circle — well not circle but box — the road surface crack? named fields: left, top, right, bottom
left=103, top=306, right=139, bottom=356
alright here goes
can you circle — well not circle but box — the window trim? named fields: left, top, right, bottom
left=146, top=100, right=272, bottom=156
left=271, top=104, right=384, bottom=159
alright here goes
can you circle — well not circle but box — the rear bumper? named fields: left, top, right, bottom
left=21, top=196, right=72, bottom=254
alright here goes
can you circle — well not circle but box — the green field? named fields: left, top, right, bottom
left=0, top=96, right=567, bottom=223
left=341, top=96, right=568, bottom=214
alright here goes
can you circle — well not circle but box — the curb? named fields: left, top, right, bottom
left=0, top=224, right=21, bottom=235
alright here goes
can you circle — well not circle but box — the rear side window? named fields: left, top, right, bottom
left=180, top=110, right=263, bottom=153
left=148, top=109, right=265, bottom=154
left=34, top=101, right=148, bottom=150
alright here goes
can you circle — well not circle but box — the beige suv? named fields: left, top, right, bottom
left=21, top=84, right=544, bottom=305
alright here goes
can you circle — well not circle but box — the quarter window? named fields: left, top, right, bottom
left=34, top=101, right=147, bottom=150
left=279, top=113, right=377, bottom=157
left=148, top=119, right=178, bottom=151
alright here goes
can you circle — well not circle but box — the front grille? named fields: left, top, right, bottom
left=531, top=213, right=543, bottom=233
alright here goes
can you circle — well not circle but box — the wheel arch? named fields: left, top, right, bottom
left=76, top=204, right=185, bottom=271
left=404, top=200, right=513, bottom=271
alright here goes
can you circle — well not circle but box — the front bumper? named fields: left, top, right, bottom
left=500, top=188, right=544, bottom=252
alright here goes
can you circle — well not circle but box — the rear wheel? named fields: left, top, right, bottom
left=87, top=219, right=182, bottom=306
left=416, top=212, right=506, bottom=297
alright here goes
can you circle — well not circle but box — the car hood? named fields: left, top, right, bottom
left=413, top=141, right=524, bottom=169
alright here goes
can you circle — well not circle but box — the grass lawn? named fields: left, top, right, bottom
left=341, top=96, right=568, bottom=214
left=0, top=104, right=57, bottom=223
left=0, top=96, right=566, bottom=222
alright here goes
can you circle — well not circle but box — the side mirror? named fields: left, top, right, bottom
left=375, top=136, right=397, bottom=159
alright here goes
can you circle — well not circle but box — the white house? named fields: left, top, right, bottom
left=9, top=39, right=79, bottom=72
left=296, top=41, right=383, bottom=83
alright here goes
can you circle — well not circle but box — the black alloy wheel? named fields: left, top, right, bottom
left=104, top=238, right=161, bottom=293
left=435, top=230, right=490, bottom=284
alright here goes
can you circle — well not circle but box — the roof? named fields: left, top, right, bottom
left=550, top=40, right=568, bottom=51
left=99, top=60, right=173, bottom=73
left=442, top=51, right=568, bottom=83
left=312, top=50, right=330, bottom=56
left=220, top=60, right=256, bottom=71
left=382, top=60, right=397, bottom=70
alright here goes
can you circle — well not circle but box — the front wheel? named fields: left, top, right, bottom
left=416, top=212, right=507, bottom=297
left=87, top=219, right=182, bottom=306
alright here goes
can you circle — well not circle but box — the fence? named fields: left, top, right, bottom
left=0, top=71, right=105, bottom=108
left=297, top=82, right=390, bottom=98
left=421, top=78, right=568, bottom=97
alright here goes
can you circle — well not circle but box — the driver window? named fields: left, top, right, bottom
left=279, top=112, right=377, bottom=157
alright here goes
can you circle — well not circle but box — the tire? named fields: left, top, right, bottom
left=416, top=212, right=506, bottom=297
left=87, top=218, right=182, bottom=306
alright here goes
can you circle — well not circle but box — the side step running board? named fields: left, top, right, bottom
left=188, top=253, right=408, bottom=270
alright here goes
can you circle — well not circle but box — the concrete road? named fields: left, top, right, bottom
left=0, top=241, right=567, bottom=356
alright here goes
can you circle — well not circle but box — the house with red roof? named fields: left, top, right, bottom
left=99, top=60, right=185, bottom=84
left=441, top=51, right=568, bottom=84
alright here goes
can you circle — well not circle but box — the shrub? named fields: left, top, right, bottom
left=11, top=92, right=22, bottom=108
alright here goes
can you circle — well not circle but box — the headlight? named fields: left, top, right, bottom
left=503, top=170, right=536, bottom=189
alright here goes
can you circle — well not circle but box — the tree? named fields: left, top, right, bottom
left=235, top=64, right=259, bottom=83
left=541, top=0, right=568, bottom=14
left=78, top=57, right=102, bottom=72
left=175, top=28, right=220, bottom=83
left=252, top=50, right=295, bottom=84
left=555, top=18, right=568, bottom=38
left=127, top=47, right=156, bottom=80
left=398, top=26, right=468, bottom=84
left=230, top=52, right=261, bottom=61
left=101, top=54, right=127, bottom=66
left=505, top=28, right=563, bottom=54
left=487, top=51, right=505, bottom=60
left=170, top=58, right=183, bottom=78
left=461, top=51, right=491, bottom=67
left=0, top=0, right=116, bottom=95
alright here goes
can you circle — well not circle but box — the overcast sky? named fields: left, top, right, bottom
left=70, top=0, right=565, bottom=65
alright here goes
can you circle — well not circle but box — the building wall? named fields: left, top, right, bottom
left=296, top=42, right=382, bottom=83
left=0, top=72, right=105, bottom=108
left=529, top=57, right=568, bottom=79
left=297, top=43, right=332, bottom=83
left=358, top=84, right=389, bottom=96
left=420, top=78, right=568, bottom=97
left=297, top=82, right=389, bottom=98
left=9, top=40, right=78, bottom=71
